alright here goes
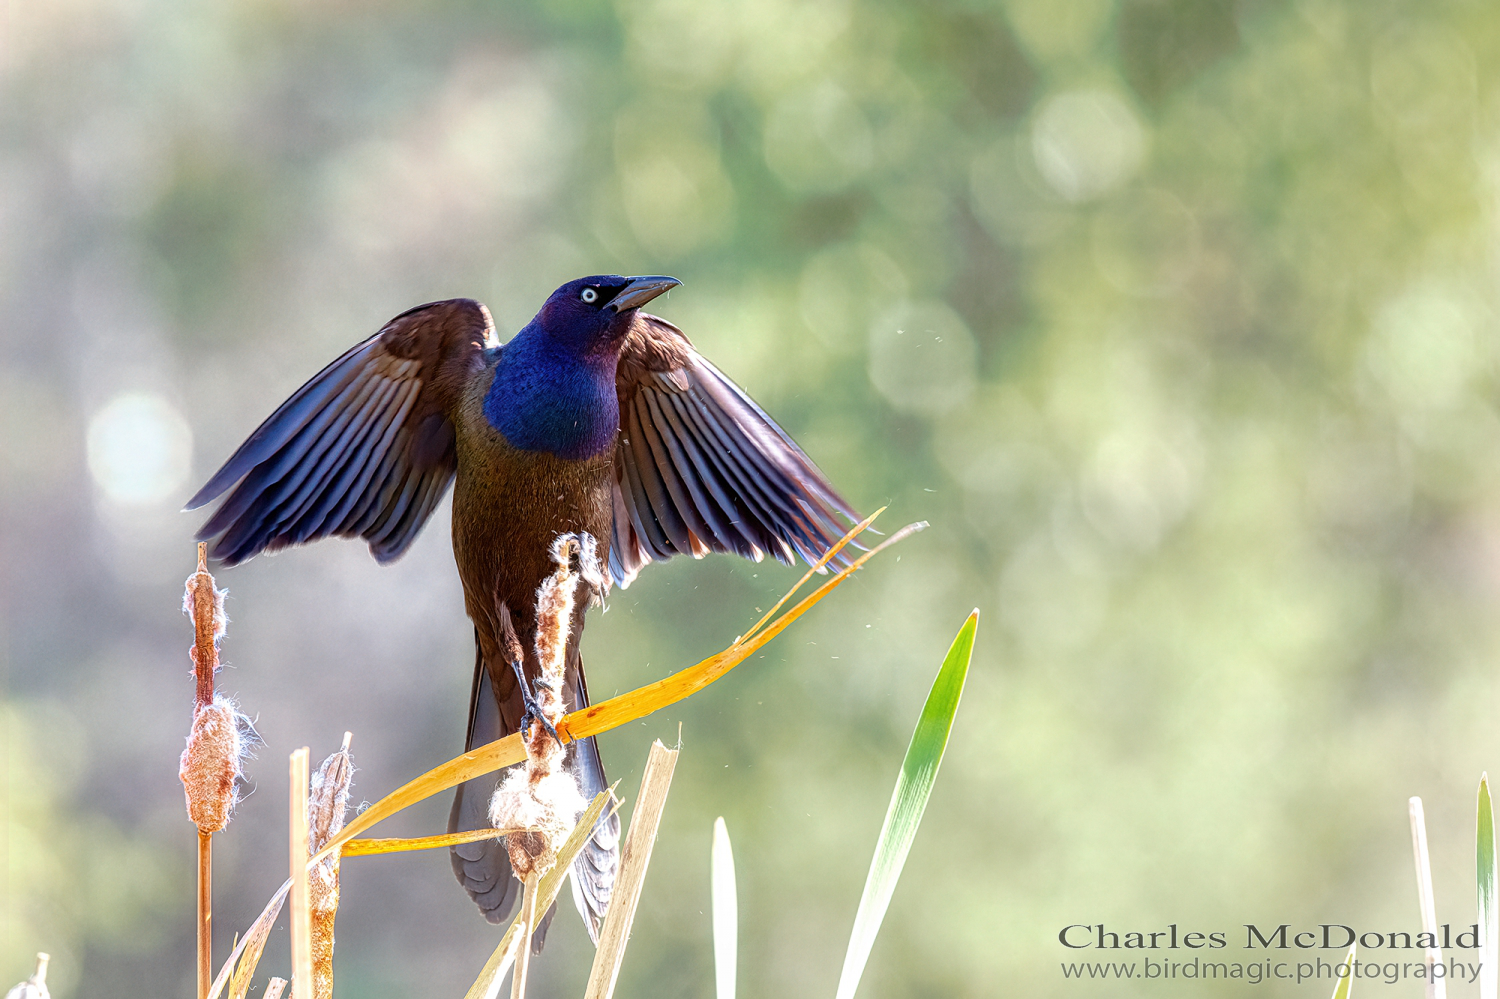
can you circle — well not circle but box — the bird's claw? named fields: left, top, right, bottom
left=509, top=657, right=562, bottom=745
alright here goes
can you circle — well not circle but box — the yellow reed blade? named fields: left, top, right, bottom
left=340, top=828, right=521, bottom=858
left=307, top=514, right=922, bottom=869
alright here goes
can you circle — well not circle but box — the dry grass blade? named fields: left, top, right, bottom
left=308, top=515, right=920, bottom=869
left=562, top=522, right=924, bottom=746
left=737, top=508, right=884, bottom=644
left=264, top=980, right=287, bottom=999
left=339, top=828, right=521, bottom=857
left=465, top=923, right=524, bottom=999
left=511, top=874, right=538, bottom=999
left=204, top=879, right=289, bottom=999
left=289, top=749, right=312, bottom=999
left=584, top=741, right=681, bottom=999
left=462, top=789, right=616, bottom=999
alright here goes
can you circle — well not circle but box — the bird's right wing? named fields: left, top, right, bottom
left=186, top=299, right=495, bottom=566
left=609, top=313, right=861, bottom=588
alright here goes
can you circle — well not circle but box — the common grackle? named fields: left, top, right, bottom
left=186, top=275, right=859, bottom=948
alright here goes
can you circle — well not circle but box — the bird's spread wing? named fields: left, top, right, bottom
left=186, top=299, right=494, bottom=565
left=610, top=314, right=861, bottom=588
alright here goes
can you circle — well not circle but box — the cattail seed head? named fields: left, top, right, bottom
left=490, top=532, right=599, bottom=878
left=179, top=694, right=254, bottom=833
left=308, top=732, right=354, bottom=859
left=490, top=766, right=587, bottom=879
left=183, top=543, right=228, bottom=709
left=534, top=535, right=584, bottom=683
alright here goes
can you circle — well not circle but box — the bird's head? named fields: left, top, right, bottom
left=536, top=274, right=681, bottom=357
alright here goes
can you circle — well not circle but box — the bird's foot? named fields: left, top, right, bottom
left=508, top=658, right=562, bottom=745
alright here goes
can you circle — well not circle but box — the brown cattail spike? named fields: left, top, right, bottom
left=306, top=734, right=355, bottom=999
left=184, top=542, right=228, bottom=709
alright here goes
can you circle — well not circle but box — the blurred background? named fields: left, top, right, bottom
left=3, top=0, right=1500, bottom=994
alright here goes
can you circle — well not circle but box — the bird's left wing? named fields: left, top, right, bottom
left=609, top=313, right=861, bottom=588
left=186, top=299, right=494, bottom=566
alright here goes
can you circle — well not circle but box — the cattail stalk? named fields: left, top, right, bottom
left=181, top=542, right=238, bottom=999
left=197, top=831, right=211, bottom=999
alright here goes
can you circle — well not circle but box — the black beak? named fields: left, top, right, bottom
left=611, top=275, right=680, bottom=312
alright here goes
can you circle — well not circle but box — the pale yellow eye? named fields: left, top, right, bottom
left=580, top=288, right=599, bottom=303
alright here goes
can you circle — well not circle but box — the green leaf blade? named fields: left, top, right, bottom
left=833, top=610, right=978, bottom=999
left=1330, top=943, right=1356, bottom=999
left=1480, top=774, right=1496, bottom=999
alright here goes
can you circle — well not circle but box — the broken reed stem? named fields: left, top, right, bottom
left=584, top=741, right=680, bottom=999
left=198, top=830, right=212, bottom=999
left=6, top=952, right=50, bottom=998
left=208, top=729, right=352, bottom=999
left=308, top=514, right=918, bottom=869
left=308, top=734, right=354, bottom=999
left=264, top=979, right=288, bottom=999
left=511, top=874, right=539, bottom=999
left=290, top=749, right=313, bottom=999
left=207, top=879, right=290, bottom=999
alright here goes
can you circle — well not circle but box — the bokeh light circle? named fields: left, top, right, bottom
left=86, top=391, right=193, bottom=506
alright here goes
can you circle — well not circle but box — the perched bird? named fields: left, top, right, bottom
left=186, top=275, right=859, bottom=946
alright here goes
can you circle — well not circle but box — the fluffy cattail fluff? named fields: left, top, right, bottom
left=180, top=694, right=255, bottom=832
left=4, top=953, right=49, bottom=999
left=489, top=533, right=598, bottom=878
left=307, top=734, right=354, bottom=999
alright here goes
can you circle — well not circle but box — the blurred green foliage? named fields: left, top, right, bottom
left=3, top=0, right=1500, bottom=995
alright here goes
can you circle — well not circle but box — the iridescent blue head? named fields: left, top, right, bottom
left=484, top=275, right=680, bottom=460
